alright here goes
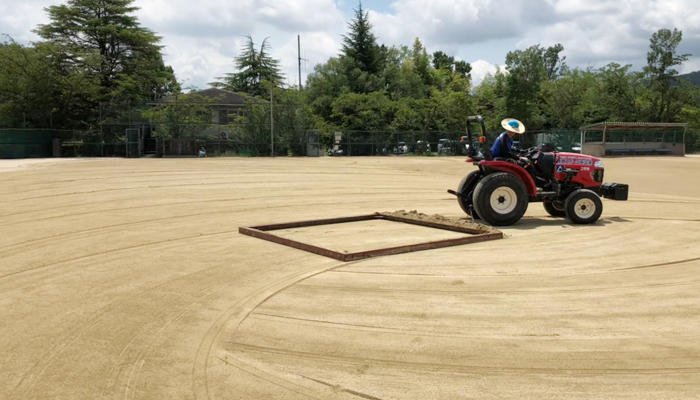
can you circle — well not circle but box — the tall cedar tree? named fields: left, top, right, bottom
left=342, top=2, right=382, bottom=75
left=34, top=0, right=177, bottom=102
left=212, top=35, right=284, bottom=97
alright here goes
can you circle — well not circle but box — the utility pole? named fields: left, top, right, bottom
left=298, top=35, right=309, bottom=154
left=298, top=35, right=303, bottom=90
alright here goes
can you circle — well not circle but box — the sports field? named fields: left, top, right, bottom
left=2, top=156, right=700, bottom=399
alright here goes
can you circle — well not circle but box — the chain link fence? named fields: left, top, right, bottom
left=325, top=130, right=583, bottom=156
left=5, top=127, right=691, bottom=158
left=2, top=97, right=697, bottom=158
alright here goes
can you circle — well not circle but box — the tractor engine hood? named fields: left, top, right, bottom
left=555, top=152, right=604, bottom=169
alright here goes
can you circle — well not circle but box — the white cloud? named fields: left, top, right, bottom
left=369, top=0, right=700, bottom=73
left=470, top=59, right=501, bottom=85
left=135, top=0, right=345, bottom=88
left=369, top=0, right=556, bottom=49
left=681, top=57, right=700, bottom=74
left=0, top=1, right=60, bottom=42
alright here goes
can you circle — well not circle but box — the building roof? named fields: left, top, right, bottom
left=158, top=88, right=266, bottom=105
left=580, top=121, right=688, bottom=131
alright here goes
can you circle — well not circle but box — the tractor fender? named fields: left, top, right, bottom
left=479, top=160, right=537, bottom=197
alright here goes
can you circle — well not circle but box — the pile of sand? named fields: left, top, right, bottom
left=380, top=210, right=500, bottom=234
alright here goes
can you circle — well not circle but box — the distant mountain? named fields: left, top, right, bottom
left=677, top=70, right=700, bottom=86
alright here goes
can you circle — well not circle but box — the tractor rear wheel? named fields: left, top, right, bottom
left=543, top=201, right=566, bottom=217
left=457, top=171, right=482, bottom=219
left=565, top=189, right=603, bottom=224
left=473, top=172, right=528, bottom=226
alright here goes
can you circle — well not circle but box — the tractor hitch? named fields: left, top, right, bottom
left=448, top=189, right=469, bottom=199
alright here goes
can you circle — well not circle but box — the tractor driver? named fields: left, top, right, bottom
left=490, top=118, right=525, bottom=160
left=491, top=118, right=536, bottom=179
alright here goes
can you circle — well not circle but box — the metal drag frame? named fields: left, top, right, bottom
left=239, top=213, right=503, bottom=262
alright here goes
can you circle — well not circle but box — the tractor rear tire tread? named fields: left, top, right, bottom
left=457, top=171, right=481, bottom=219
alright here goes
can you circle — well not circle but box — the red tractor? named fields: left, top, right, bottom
left=449, top=116, right=628, bottom=226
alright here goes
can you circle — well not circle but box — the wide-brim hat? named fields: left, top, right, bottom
left=501, top=118, right=526, bottom=134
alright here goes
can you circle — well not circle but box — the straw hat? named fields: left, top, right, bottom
left=501, top=118, right=526, bottom=134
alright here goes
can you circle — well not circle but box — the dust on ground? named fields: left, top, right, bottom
left=0, top=158, right=97, bottom=173
left=380, top=209, right=500, bottom=234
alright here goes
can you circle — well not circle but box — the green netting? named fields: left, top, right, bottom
left=584, top=129, right=684, bottom=144
left=0, top=130, right=55, bottom=158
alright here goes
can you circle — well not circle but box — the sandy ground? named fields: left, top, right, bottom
left=1, top=156, right=700, bottom=399
left=0, top=158, right=100, bottom=174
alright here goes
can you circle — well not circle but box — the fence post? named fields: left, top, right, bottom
left=99, top=103, right=104, bottom=157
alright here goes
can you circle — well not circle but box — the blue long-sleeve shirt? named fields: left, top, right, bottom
left=490, top=132, right=516, bottom=159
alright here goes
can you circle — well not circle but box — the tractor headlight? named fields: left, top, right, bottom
left=594, top=161, right=604, bottom=168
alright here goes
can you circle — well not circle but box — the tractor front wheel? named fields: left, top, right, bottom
left=457, top=171, right=482, bottom=219
left=473, top=172, right=529, bottom=226
left=543, top=201, right=566, bottom=217
left=565, top=189, right=603, bottom=224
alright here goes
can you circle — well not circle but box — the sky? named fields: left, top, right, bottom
left=1, top=0, right=699, bottom=89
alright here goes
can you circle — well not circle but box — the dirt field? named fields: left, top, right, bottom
left=1, top=156, right=700, bottom=399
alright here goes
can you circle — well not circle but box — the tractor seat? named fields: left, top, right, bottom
left=531, top=152, right=555, bottom=176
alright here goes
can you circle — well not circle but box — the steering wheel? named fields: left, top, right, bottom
left=517, top=146, right=537, bottom=157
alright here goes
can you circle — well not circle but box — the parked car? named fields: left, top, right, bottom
left=327, top=145, right=344, bottom=156
left=393, top=142, right=409, bottom=154
left=438, top=139, right=454, bottom=154
left=416, top=140, right=431, bottom=153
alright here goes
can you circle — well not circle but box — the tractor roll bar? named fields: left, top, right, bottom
left=466, top=115, right=492, bottom=161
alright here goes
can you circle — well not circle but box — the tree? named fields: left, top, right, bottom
left=680, top=105, right=700, bottom=153
left=34, top=0, right=177, bottom=103
left=212, top=35, right=284, bottom=97
left=504, top=45, right=547, bottom=130
left=644, top=28, right=691, bottom=122
left=342, top=2, right=383, bottom=75
left=597, top=63, right=643, bottom=122
left=503, top=44, right=566, bottom=132
left=143, top=94, right=215, bottom=138
left=473, top=68, right=508, bottom=131
left=330, top=92, right=395, bottom=131
left=432, top=51, right=454, bottom=70
left=306, top=57, right=352, bottom=121
left=411, top=38, right=431, bottom=86
left=0, top=37, right=98, bottom=129
left=541, top=68, right=598, bottom=129
left=454, top=60, right=472, bottom=77
left=543, top=43, right=566, bottom=80
left=383, top=45, right=426, bottom=99
left=233, top=87, right=314, bottom=156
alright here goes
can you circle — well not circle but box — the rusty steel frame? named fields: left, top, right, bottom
left=239, top=213, right=503, bottom=262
